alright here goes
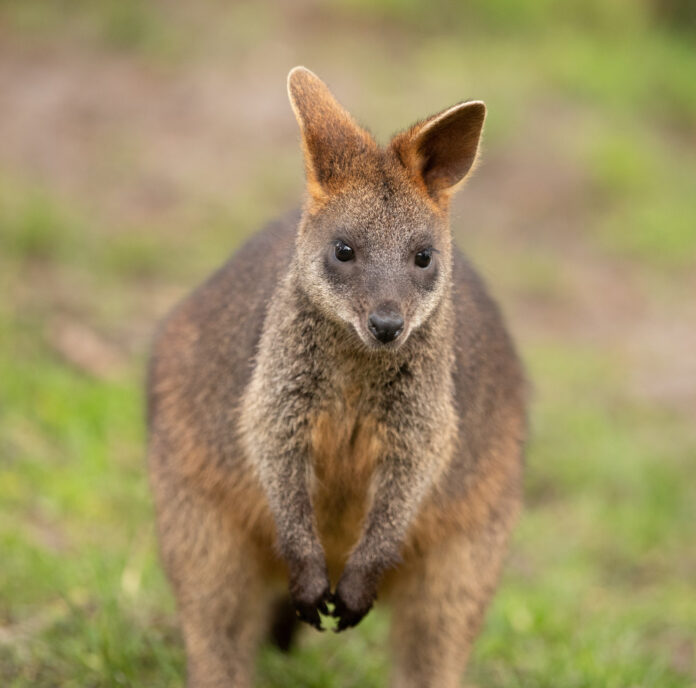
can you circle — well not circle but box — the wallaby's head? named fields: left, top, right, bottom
left=288, top=67, right=485, bottom=350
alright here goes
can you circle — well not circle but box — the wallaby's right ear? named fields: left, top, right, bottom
left=287, top=67, right=373, bottom=203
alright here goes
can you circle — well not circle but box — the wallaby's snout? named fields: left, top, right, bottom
left=368, top=303, right=404, bottom=344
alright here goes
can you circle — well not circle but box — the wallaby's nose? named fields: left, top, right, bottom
left=368, top=310, right=404, bottom=344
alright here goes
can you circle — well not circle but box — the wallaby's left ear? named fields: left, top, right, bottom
left=391, top=100, right=486, bottom=203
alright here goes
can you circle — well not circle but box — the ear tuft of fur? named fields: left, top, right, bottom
left=391, top=100, right=486, bottom=205
left=286, top=66, right=322, bottom=117
left=287, top=67, right=374, bottom=203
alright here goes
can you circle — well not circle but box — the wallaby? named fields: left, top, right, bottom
left=147, top=67, right=526, bottom=688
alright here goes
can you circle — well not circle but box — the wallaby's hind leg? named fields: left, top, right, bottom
left=388, top=524, right=512, bottom=688
left=153, top=482, right=270, bottom=688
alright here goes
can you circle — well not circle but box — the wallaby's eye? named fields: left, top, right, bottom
left=334, top=240, right=355, bottom=262
left=415, top=249, right=432, bottom=268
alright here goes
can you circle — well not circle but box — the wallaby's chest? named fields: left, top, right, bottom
left=309, top=386, right=384, bottom=583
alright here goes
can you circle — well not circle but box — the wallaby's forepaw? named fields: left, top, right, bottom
left=331, top=565, right=378, bottom=632
left=294, top=592, right=330, bottom=631
left=288, top=557, right=331, bottom=631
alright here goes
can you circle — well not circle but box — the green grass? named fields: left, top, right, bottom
left=584, top=128, right=696, bottom=268
left=1, top=0, right=695, bottom=686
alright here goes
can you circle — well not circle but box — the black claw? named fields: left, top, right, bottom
left=331, top=600, right=372, bottom=632
left=290, top=582, right=333, bottom=631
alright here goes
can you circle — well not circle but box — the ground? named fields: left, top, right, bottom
left=1, top=1, right=695, bottom=686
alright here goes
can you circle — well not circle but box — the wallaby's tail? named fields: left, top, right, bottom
left=269, top=595, right=300, bottom=652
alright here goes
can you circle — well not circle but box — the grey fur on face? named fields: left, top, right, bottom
left=296, top=182, right=452, bottom=350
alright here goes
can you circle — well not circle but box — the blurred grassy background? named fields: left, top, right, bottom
left=1, top=1, right=695, bottom=686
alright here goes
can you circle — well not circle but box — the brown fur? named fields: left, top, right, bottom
left=148, top=67, right=526, bottom=687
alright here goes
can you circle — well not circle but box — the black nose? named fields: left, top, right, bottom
left=368, top=311, right=404, bottom=344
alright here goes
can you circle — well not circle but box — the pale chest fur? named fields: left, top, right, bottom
left=309, top=385, right=385, bottom=584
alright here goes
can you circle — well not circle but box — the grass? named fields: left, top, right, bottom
left=584, top=127, right=696, bottom=268
left=1, top=0, right=695, bottom=685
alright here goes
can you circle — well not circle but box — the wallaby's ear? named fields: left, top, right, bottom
left=391, top=100, right=486, bottom=204
left=287, top=67, right=374, bottom=202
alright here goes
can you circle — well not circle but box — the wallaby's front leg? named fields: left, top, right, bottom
left=332, top=411, right=453, bottom=631
left=253, top=426, right=331, bottom=629
left=242, top=345, right=331, bottom=629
